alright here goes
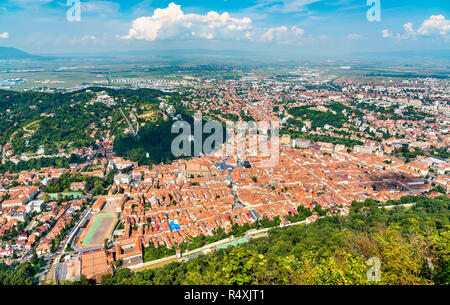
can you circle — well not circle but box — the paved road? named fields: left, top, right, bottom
left=44, top=206, right=93, bottom=284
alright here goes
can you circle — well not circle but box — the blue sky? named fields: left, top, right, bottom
left=0, top=0, right=448, bottom=56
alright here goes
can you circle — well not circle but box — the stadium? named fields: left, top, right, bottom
left=77, top=212, right=118, bottom=248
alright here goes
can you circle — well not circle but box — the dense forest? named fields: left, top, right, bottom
left=114, top=93, right=230, bottom=166
left=0, top=87, right=207, bottom=171
left=0, top=89, right=93, bottom=146
left=42, top=171, right=115, bottom=196
left=0, top=89, right=100, bottom=148
left=0, top=87, right=173, bottom=157
left=0, top=253, right=44, bottom=285
left=287, top=103, right=362, bottom=129
left=98, top=195, right=449, bottom=285
left=114, top=117, right=183, bottom=165
left=0, top=155, right=85, bottom=175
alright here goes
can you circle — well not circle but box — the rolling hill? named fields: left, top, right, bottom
left=0, top=46, right=51, bottom=60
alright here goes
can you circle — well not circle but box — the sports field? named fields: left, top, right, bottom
left=79, top=213, right=117, bottom=247
left=48, top=192, right=82, bottom=200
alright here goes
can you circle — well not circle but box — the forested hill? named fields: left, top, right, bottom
left=0, top=87, right=180, bottom=158
left=97, top=195, right=449, bottom=285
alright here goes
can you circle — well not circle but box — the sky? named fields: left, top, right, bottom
left=0, top=0, right=449, bottom=56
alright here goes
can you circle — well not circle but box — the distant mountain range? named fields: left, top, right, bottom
left=1, top=46, right=449, bottom=63
left=0, top=46, right=263, bottom=61
left=0, top=46, right=54, bottom=60
left=42, top=48, right=263, bottom=59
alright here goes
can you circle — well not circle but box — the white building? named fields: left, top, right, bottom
left=26, top=200, right=44, bottom=213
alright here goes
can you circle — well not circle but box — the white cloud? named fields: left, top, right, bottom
left=417, top=15, right=449, bottom=37
left=385, top=15, right=449, bottom=41
left=381, top=29, right=392, bottom=38
left=70, top=34, right=101, bottom=45
left=389, top=22, right=416, bottom=40
left=0, top=32, right=8, bottom=39
left=261, top=26, right=305, bottom=43
left=123, top=2, right=253, bottom=41
left=347, top=33, right=365, bottom=40
left=403, top=22, right=415, bottom=37
left=261, top=26, right=287, bottom=42
left=123, top=2, right=309, bottom=45
left=291, top=26, right=305, bottom=37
